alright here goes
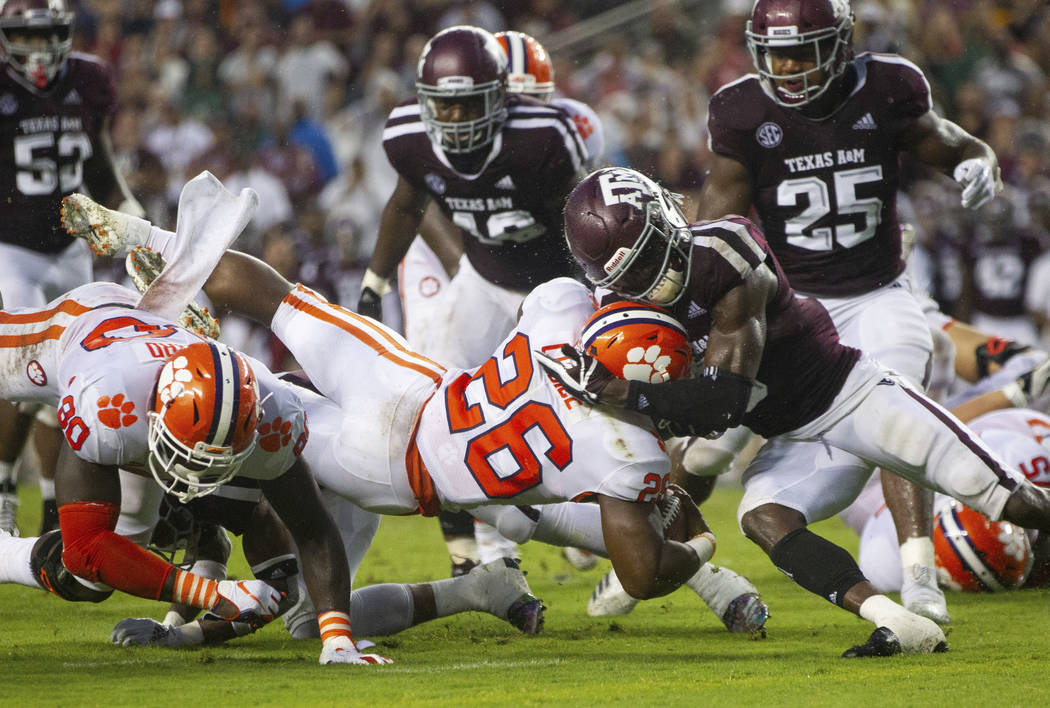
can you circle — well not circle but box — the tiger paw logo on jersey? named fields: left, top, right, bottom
left=622, top=345, right=678, bottom=384
left=26, top=360, right=47, bottom=387
left=157, top=355, right=194, bottom=404
left=258, top=417, right=294, bottom=452
left=97, top=394, right=138, bottom=429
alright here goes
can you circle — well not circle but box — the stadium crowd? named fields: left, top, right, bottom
left=59, top=0, right=1050, bottom=367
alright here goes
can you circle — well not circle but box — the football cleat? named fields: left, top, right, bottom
left=563, top=547, right=599, bottom=571
left=587, top=568, right=639, bottom=616
left=721, top=592, right=770, bottom=636
left=474, top=557, right=545, bottom=634
left=125, top=247, right=221, bottom=339
left=842, top=627, right=903, bottom=658
left=901, top=563, right=952, bottom=625
left=60, top=192, right=148, bottom=256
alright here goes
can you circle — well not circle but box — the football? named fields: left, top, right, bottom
left=657, top=484, right=698, bottom=543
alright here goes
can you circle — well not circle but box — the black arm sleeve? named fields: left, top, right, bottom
left=625, top=368, right=755, bottom=434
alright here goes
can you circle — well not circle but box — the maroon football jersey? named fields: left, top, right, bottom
left=669, top=217, right=860, bottom=437
left=708, top=53, right=931, bottom=297
left=383, top=95, right=587, bottom=291
left=0, top=53, right=117, bottom=254
left=965, top=229, right=1050, bottom=318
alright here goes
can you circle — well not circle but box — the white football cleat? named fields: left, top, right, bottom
left=563, top=546, right=599, bottom=571
left=687, top=564, right=769, bottom=635
left=60, top=193, right=150, bottom=256
left=472, top=557, right=544, bottom=634
left=900, top=563, right=951, bottom=626
left=125, top=247, right=221, bottom=339
left=587, top=569, right=639, bottom=616
left=0, top=490, right=18, bottom=537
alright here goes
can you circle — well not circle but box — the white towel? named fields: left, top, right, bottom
left=137, top=171, right=258, bottom=322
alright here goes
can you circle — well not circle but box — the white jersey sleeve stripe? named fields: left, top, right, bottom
left=383, top=122, right=427, bottom=142
left=504, top=117, right=584, bottom=172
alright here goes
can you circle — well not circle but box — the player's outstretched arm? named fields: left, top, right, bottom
left=901, top=111, right=1002, bottom=210
left=597, top=492, right=715, bottom=600
left=358, top=176, right=429, bottom=319
left=258, top=459, right=392, bottom=665
left=203, top=250, right=295, bottom=326
left=695, top=154, right=753, bottom=221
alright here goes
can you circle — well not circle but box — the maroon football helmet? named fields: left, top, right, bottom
left=0, top=0, right=74, bottom=91
left=563, top=167, right=693, bottom=306
left=745, top=0, right=854, bottom=108
left=416, top=25, right=508, bottom=154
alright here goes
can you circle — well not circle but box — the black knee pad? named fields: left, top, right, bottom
left=769, top=528, right=866, bottom=607
left=439, top=509, right=476, bottom=537
left=30, top=530, right=113, bottom=603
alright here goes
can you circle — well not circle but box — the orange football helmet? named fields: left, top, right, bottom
left=933, top=499, right=1033, bottom=592
left=148, top=341, right=261, bottom=502
left=495, top=30, right=554, bottom=103
left=581, top=301, right=691, bottom=383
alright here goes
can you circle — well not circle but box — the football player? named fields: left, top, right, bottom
left=843, top=407, right=1050, bottom=593
left=64, top=194, right=725, bottom=618
left=396, top=29, right=608, bottom=573
left=543, top=165, right=1050, bottom=656
left=0, top=175, right=385, bottom=666
left=0, top=0, right=144, bottom=536
left=689, top=0, right=1006, bottom=626
left=359, top=26, right=588, bottom=576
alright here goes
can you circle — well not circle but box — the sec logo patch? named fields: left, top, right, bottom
left=756, top=122, right=782, bottom=148
left=26, top=360, right=46, bottom=386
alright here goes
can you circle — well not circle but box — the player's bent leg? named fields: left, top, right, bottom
left=27, top=530, right=114, bottom=602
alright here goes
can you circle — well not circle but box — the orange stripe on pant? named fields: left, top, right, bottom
left=283, top=286, right=445, bottom=383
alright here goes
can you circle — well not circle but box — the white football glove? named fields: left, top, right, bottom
left=953, top=157, right=1001, bottom=210
left=534, top=345, right=615, bottom=406
left=319, top=635, right=393, bottom=665
left=111, top=618, right=200, bottom=647
left=212, top=579, right=283, bottom=626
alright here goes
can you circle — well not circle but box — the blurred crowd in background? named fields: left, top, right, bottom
left=68, top=0, right=1050, bottom=368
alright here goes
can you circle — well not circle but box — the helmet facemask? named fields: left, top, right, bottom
left=746, top=12, right=853, bottom=109
left=0, top=14, right=73, bottom=91
left=147, top=411, right=257, bottom=503
left=417, top=77, right=507, bottom=154
left=593, top=185, right=693, bottom=307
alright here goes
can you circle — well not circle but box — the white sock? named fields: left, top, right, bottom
left=431, top=572, right=483, bottom=616
left=0, top=533, right=40, bottom=588
left=446, top=536, right=479, bottom=566
left=858, top=594, right=908, bottom=626
left=145, top=226, right=177, bottom=260
left=38, top=478, right=55, bottom=501
left=900, top=536, right=936, bottom=573
left=0, top=461, right=14, bottom=485
left=349, top=583, right=414, bottom=636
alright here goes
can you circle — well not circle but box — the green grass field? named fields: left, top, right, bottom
left=2, top=483, right=1048, bottom=707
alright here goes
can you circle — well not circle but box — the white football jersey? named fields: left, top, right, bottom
left=967, top=408, right=1050, bottom=488
left=553, top=97, right=605, bottom=168
left=0, top=281, right=305, bottom=479
left=415, top=278, right=671, bottom=508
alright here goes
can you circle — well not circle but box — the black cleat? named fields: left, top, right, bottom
left=842, top=627, right=902, bottom=658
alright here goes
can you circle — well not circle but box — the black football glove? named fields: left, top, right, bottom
left=535, top=344, right=616, bottom=406
left=655, top=418, right=726, bottom=441
left=357, top=286, right=383, bottom=321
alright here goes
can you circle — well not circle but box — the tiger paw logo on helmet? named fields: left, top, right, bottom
left=581, top=301, right=691, bottom=383
left=157, top=355, right=194, bottom=404
left=623, top=345, right=678, bottom=383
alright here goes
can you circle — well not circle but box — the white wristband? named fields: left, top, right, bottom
left=685, top=532, right=717, bottom=565
left=361, top=269, right=391, bottom=296
left=1001, top=380, right=1028, bottom=408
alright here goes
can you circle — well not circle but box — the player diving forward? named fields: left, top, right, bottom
left=0, top=175, right=386, bottom=665
left=64, top=193, right=725, bottom=617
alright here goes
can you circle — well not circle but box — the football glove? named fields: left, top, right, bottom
left=211, top=579, right=282, bottom=627
left=953, top=157, right=1001, bottom=210
left=357, top=268, right=390, bottom=321
left=319, top=635, right=393, bottom=665
left=535, top=344, right=616, bottom=406
left=111, top=618, right=199, bottom=647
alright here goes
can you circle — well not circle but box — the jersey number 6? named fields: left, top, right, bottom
left=446, top=333, right=573, bottom=498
